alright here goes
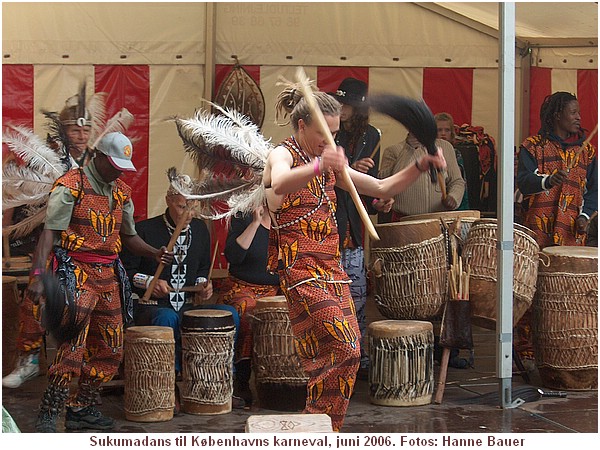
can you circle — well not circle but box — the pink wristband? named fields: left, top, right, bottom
left=30, top=268, right=44, bottom=277
left=313, top=157, right=322, bottom=176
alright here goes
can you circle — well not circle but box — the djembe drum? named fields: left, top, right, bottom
left=368, top=320, right=434, bottom=406
left=371, top=220, right=447, bottom=320
left=532, top=246, right=598, bottom=390
left=124, top=326, right=175, bottom=422
left=462, top=219, right=539, bottom=329
left=2, top=276, right=20, bottom=377
left=252, top=296, right=308, bottom=411
left=181, top=309, right=235, bottom=415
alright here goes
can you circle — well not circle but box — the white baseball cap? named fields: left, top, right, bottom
left=96, top=132, right=136, bottom=172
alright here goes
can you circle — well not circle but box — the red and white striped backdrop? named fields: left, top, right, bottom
left=3, top=64, right=597, bottom=268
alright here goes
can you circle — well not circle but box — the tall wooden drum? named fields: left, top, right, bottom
left=371, top=220, right=447, bottom=320
left=368, top=320, right=434, bottom=406
left=532, top=246, right=598, bottom=390
left=181, top=309, right=235, bottom=415
left=252, top=296, right=308, bottom=411
left=124, top=326, right=175, bottom=422
left=462, top=219, right=539, bottom=329
left=2, top=276, right=20, bottom=377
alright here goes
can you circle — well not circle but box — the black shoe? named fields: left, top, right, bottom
left=35, top=410, right=58, bottom=433
left=449, top=356, right=469, bottom=369
left=65, top=406, right=115, bottom=431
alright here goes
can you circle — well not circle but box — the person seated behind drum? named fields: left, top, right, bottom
left=379, top=131, right=468, bottom=369
left=219, top=205, right=281, bottom=407
left=120, top=181, right=241, bottom=409
left=378, top=131, right=465, bottom=223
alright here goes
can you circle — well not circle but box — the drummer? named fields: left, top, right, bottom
left=120, top=176, right=242, bottom=410
left=378, top=131, right=465, bottom=223
left=378, top=130, right=468, bottom=369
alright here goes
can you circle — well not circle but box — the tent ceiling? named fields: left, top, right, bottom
left=420, top=2, right=598, bottom=47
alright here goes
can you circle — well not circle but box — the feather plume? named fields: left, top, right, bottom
left=171, top=105, right=273, bottom=220
left=368, top=93, right=438, bottom=182
left=90, top=107, right=135, bottom=149
left=3, top=125, right=65, bottom=177
left=2, top=205, right=47, bottom=240
left=2, top=125, right=67, bottom=239
left=86, top=92, right=108, bottom=147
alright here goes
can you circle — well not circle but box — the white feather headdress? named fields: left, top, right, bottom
left=171, top=102, right=274, bottom=220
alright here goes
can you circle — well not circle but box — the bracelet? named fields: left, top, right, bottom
left=372, top=198, right=378, bottom=207
left=30, top=268, right=44, bottom=277
left=313, top=157, right=322, bottom=176
left=415, top=159, right=427, bottom=173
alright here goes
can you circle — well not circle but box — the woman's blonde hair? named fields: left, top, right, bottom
left=275, top=77, right=341, bottom=131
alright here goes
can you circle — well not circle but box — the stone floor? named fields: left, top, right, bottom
left=2, top=318, right=597, bottom=436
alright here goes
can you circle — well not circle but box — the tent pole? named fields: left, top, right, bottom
left=498, top=2, right=516, bottom=409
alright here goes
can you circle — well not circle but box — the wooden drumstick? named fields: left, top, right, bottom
left=438, top=171, right=447, bottom=201
left=142, top=207, right=191, bottom=302
left=295, top=67, right=380, bottom=241
left=568, top=123, right=597, bottom=170
left=207, top=242, right=219, bottom=281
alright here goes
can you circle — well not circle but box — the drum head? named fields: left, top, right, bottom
left=368, top=320, right=433, bottom=338
left=397, top=210, right=481, bottom=223
left=540, top=246, right=598, bottom=273
left=373, top=219, right=441, bottom=249
left=255, top=295, right=288, bottom=311
left=182, top=308, right=235, bottom=331
left=125, top=326, right=174, bottom=341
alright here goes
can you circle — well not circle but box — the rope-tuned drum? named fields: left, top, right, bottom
left=532, top=246, right=598, bottom=390
left=368, top=320, right=435, bottom=406
left=462, top=219, right=539, bottom=329
left=371, top=220, right=447, bottom=320
left=252, top=295, right=308, bottom=411
left=181, top=309, right=235, bottom=415
left=124, top=326, right=175, bottom=422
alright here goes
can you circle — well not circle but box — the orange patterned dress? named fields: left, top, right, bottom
left=267, top=137, right=361, bottom=431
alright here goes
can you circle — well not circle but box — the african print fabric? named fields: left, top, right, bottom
left=44, top=169, right=130, bottom=389
left=520, top=136, right=595, bottom=247
left=268, top=137, right=361, bottom=431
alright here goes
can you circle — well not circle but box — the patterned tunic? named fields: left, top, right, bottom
left=46, top=168, right=130, bottom=393
left=519, top=134, right=596, bottom=247
left=267, top=136, right=361, bottom=432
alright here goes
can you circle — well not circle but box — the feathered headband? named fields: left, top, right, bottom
left=3, top=89, right=135, bottom=241
left=170, top=101, right=274, bottom=220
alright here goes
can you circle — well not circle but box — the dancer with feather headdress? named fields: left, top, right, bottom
left=3, top=84, right=135, bottom=392
left=172, top=75, right=446, bottom=431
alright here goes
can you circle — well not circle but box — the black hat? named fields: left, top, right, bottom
left=332, top=77, right=368, bottom=106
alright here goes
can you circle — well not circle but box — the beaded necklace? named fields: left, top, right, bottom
left=271, top=137, right=337, bottom=231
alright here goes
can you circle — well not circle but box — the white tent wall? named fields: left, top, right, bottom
left=2, top=2, right=597, bottom=213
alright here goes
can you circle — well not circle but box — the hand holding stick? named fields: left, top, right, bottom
left=295, top=67, right=380, bottom=241
left=142, top=207, right=191, bottom=302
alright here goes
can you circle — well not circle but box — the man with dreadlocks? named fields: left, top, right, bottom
left=517, top=91, right=597, bottom=248
left=263, top=84, right=446, bottom=431
left=3, top=87, right=98, bottom=389
left=515, top=91, right=597, bottom=366
left=330, top=77, right=392, bottom=379
left=27, top=132, right=172, bottom=432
